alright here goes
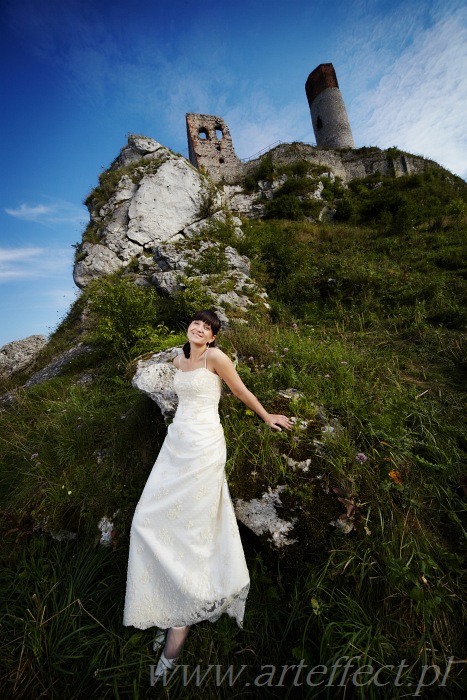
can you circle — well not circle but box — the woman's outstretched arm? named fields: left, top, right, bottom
left=210, top=348, right=292, bottom=432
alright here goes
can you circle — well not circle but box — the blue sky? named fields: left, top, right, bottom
left=1, top=0, right=466, bottom=347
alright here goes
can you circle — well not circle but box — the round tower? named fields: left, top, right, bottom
left=305, top=63, right=354, bottom=149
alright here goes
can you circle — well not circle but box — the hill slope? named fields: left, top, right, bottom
left=0, top=140, right=466, bottom=699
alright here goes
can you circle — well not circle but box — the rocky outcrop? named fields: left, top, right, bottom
left=0, top=335, right=47, bottom=377
left=73, top=135, right=439, bottom=317
left=73, top=135, right=267, bottom=326
left=74, top=136, right=208, bottom=288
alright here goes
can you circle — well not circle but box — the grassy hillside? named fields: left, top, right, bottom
left=0, top=163, right=466, bottom=698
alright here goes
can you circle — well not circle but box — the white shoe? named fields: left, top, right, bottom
left=152, top=651, right=177, bottom=682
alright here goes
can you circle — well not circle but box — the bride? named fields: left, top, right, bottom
left=123, top=310, right=291, bottom=680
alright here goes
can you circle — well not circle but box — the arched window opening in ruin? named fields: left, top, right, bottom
left=198, top=128, right=209, bottom=140
left=219, top=157, right=225, bottom=164
left=316, top=116, right=323, bottom=130
left=215, top=127, right=223, bottom=139
left=215, top=144, right=221, bottom=152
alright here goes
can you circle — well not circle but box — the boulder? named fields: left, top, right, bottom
left=0, top=335, right=47, bottom=377
left=131, top=347, right=182, bottom=420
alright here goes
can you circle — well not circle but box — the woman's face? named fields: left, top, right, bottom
left=187, top=319, right=215, bottom=346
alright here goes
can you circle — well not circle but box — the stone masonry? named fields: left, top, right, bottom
left=186, top=113, right=244, bottom=184
left=305, top=63, right=355, bottom=149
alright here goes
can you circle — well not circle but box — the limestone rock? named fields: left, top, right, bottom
left=0, top=335, right=47, bottom=377
left=131, top=347, right=182, bottom=421
left=183, top=210, right=243, bottom=239
left=234, top=486, right=298, bottom=548
left=73, top=243, right=125, bottom=287
left=224, top=247, right=250, bottom=276
left=126, top=159, right=205, bottom=247
left=24, top=344, right=93, bottom=388
left=113, top=135, right=169, bottom=168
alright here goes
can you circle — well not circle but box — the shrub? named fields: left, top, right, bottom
left=264, top=194, right=304, bottom=220
left=87, top=277, right=168, bottom=358
left=173, top=277, right=216, bottom=322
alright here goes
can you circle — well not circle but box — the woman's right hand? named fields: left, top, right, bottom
left=264, top=414, right=292, bottom=432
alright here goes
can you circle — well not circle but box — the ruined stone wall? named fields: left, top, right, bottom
left=244, top=142, right=438, bottom=185
left=186, top=113, right=245, bottom=184
left=305, top=64, right=355, bottom=149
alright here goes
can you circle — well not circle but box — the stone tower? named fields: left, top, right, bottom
left=305, top=63, right=354, bottom=149
left=186, top=113, right=243, bottom=183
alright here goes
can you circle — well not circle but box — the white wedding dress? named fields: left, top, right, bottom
left=123, top=352, right=250, bottom=630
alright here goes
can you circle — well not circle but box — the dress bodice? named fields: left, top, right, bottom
left=173, top=368, right=222, bottom=423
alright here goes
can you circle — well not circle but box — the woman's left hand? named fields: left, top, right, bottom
left=264, top=414, right=293, bottom=431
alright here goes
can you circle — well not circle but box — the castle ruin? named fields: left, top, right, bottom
left=187, top=64, right=354, bottom=181
left=186, top=113, right=243, bottom=184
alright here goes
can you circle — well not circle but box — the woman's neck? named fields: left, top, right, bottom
left=188, top=345, right=208, bottom=362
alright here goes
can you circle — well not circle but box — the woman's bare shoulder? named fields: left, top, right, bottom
left=209, top=347, right=230, bottom=362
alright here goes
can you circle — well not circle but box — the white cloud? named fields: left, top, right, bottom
left=5, top=199, right=87, bottom=226
left=0, top=247, right=44, bottom=263
left=5, top=204, right=52, bottom=220
left=0, top=246, right=73, bottom=283
left=338, top=1, right=467, bottom=179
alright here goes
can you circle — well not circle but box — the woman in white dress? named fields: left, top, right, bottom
left=123, top=310, right=291, bottom=679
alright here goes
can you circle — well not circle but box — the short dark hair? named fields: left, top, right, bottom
left=183, top=309, right=221, bottom=357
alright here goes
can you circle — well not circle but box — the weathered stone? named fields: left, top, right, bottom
left=113, top=135, right=169, bottom=169
left=131, top=347, right=182, bottom=421
left=151, top=270, right=183, bottom=296
left=223, top=187, right=259, bottom=216
left=182, top=210, right=241, bottom=239
left=234, top=486, right=298, bottom=548
left=73, top=243, right=125, bottom=288
left=0, top=335, right=47, bottom=377
left=244, top=142, right=437, bottom=186
left=126, top=159, right=206, bottom=246
left=186, top=113, right=244, bottom=184
left=24, top=344, right=93, bottom=387
left=224, top=247, right=250, bottom=276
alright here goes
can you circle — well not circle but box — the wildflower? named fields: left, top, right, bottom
left=324, top=374, right=331, bottom=378
left=311, top=597, right=321, bottom=615
left=356, top=452, right=368, bottom=463
left=30, top=453, right=39, bottom=459
left=67, top=490, right=72, bottom=495
left=388, top=469, right=402, bottom=485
